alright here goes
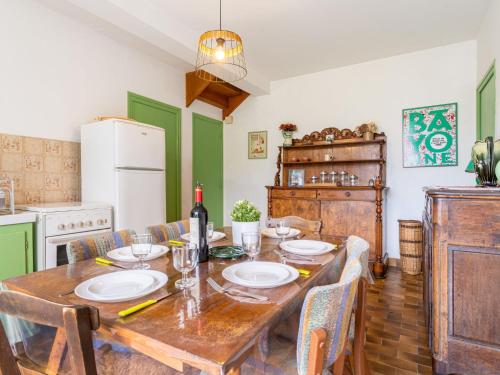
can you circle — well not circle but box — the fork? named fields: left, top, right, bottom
left=207, top=278, right=269, bottom=302
left=273, top=249, right=315, bottom=262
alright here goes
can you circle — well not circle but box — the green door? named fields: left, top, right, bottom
left=477, top=63, right=496, bottom=139
left=192, top=113, right=223, bottom=228
left=128, top=92, right=182, bottom=222
left=0, top=223, right=33, bottom=280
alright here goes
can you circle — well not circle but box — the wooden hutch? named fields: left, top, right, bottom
left=266, top=127, right=387, bottom=277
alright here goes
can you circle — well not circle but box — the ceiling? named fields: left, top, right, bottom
left=46, top=0, right=491, bottom=94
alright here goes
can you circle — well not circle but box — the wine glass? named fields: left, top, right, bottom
left=242, top=232, right=261, bottom=261
left=172, top=243, right=199, bottom=289
left=276, top=220, right=291, bottom=243
left=207, top=222, right=214, bottom=241
left=131, top=234, right=153, bottom=270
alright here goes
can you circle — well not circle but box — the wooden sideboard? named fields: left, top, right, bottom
left=422, top=187, right=500, bottom=375
left=267, top=127, right=387, bottom=276
left=266, top=185, right=386, bottom=264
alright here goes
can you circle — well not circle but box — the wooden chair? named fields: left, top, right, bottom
left=267, top=216, right=322, bottom=235
left=345, top=235, right=373, bottom=375
left=0, top=290, right=176, bottom=375
left=240, top=257, right=362, bottom=375
left=147, top=220, right=190, bottom=244
left=66, top=229, right=136, bottom=264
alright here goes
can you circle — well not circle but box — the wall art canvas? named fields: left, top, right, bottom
left=402, top=103, right=458, bottom=167
left=248, top=131, right=267, bottom=159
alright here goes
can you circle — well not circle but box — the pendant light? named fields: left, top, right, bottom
left=195, top=0, right=247, bottom=82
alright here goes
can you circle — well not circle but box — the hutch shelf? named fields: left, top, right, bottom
left=266, top=127, right=388, bottom=277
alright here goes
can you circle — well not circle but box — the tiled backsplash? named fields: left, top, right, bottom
left=0, top=133, right=80, bottom=204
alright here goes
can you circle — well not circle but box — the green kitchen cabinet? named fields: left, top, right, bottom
left=0, top=223, right=33, bottom=281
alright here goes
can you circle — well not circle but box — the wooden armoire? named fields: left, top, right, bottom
left=423, top=187, right=500, bottom=375
left=266, top=127, right=387, bottom=277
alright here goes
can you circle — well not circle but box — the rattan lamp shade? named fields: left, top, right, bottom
left=195, top=29, right=247, bottom=83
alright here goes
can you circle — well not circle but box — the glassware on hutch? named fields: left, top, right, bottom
left=131, top=234, right=153, bottom=270
left=350, top=174, right=359, bottom=186
left=241, top=232, right=261, bottom=261
left=311, top=175, right=318, bottom=184
left=339, top=171, right=348, bottom=185
left=329, top=171, right=338, bottom=184
left=172, top=243, right=199, bottom=289
left=320, top=171, right=328, bottom=183
left=276, top=219, right=291, bottom=243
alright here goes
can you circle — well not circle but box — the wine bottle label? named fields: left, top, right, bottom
left=189, top=217, right=200, bottom=244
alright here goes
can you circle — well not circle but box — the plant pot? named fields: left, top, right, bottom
left=282, top=131, right=294, bottom=147
left=232, top=221, right=260, bottom=245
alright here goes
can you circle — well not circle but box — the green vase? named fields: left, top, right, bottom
left=496, top=161, right=500, bottom=184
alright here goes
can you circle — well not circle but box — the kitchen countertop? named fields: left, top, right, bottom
left=0, top=210, right=37, bottom=226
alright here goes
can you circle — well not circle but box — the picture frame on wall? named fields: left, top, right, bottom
left=288, top=169, right=305, bottom=187
left=402, top=102, right=458, bottom=168
left=248, top=131, right=267, bottom=159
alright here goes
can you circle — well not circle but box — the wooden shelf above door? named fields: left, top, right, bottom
left=186, top=71, right=250, bottom=120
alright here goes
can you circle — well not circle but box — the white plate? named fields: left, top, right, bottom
left=261, top=227, right=301, bottom=239
left=233, top=263, right=290, bottom=285
left=87, top=273, right=155, bottom=299
left=107, top=245, right=168, bottom=263
left=181, top=231, right=226, bottom=243
left=280, top=240, right=335, bottom=256
left=75, top=270, right=167, bottom=303
left=222, top=262, right=299, bottom=289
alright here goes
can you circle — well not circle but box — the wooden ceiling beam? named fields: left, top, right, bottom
left=186, top=72, right=210, bottom=107
left=185, top=71, right=250, bottom=120
left=224, top=91, right=250, bottom=119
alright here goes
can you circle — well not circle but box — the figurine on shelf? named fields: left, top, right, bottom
left=279, top=123, right=297, bottom=147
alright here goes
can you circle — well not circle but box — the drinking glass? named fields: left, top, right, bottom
left=242, top=232, right=261, bottom=261
left=276, top=220, right=291, bottom=243
left=207, top=222, right=214, bottom=241
left=131, top=234, right=153, bottom=270
left=172, top=243, right=199, bottom=289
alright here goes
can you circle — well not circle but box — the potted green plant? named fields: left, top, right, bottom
left=230, top=200, right=261, bottom=245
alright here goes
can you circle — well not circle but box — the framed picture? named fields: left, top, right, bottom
left=402, top=103, right=458, bottom=168
left=248, top=131, right=267, bottom=159
left=288, top=169, right=305, bottom=187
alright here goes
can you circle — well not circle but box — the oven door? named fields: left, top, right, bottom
left=45, top=229, right=111, bottom=269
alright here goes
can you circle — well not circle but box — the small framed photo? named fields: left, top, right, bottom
left=288, top=169, right=305, bottom=187
left=248, top=131, right=267, bottom=159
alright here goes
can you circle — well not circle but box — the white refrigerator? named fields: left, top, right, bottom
left=81, top=119, right=166, bottom=233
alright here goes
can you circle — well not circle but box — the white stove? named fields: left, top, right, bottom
left=20, top=202, right=112, bottom=270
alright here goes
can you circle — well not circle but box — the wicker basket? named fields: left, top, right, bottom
left=398, top=220, right=423, bottom=275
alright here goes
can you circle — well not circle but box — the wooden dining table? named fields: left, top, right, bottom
left=4, top=227, right=346, bottom=375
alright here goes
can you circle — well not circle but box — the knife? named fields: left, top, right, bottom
left=95, top=257, right=129, bottom=269
left=118, top=289, right=182, bottom=317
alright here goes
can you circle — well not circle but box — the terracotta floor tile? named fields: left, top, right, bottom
left=364, top=268, right=432, bottom=375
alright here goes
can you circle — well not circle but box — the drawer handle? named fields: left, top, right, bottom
left=290, top=191, right=296, bottom=197
left=345, top=192, right=351, bottom=197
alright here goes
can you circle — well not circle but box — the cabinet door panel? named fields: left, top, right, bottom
left=321, top=200, right=376, bottom=259
left=0, top=228, right=27, bottom=280
left=271, top=199, right=320, bottom=220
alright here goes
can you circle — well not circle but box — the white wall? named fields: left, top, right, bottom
left=0, top=0, right=220, bottom=218
left=477, top=0, right=500, bottom=138
left=225, top=41, right=477, bottom=258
